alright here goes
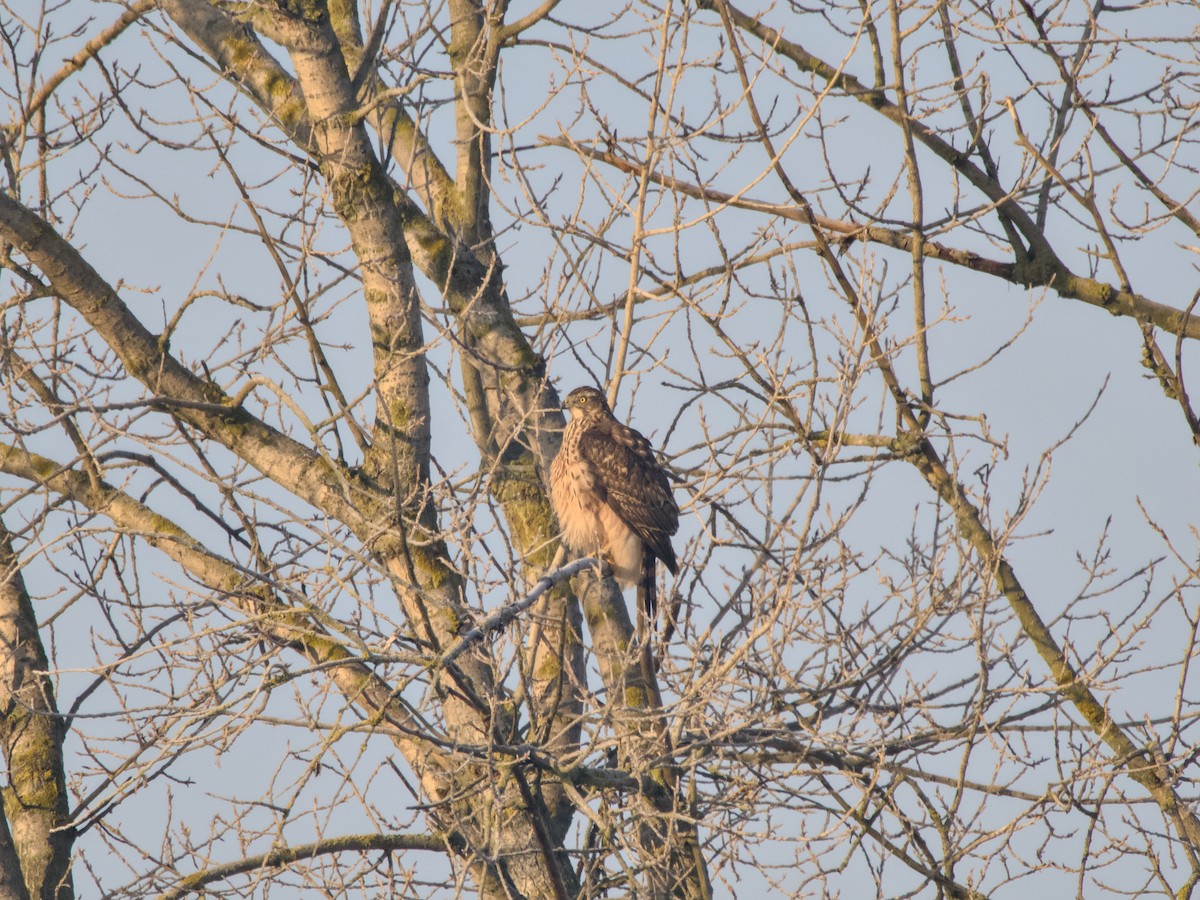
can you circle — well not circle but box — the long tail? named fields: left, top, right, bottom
left=637, top=550, right=657, bottom=624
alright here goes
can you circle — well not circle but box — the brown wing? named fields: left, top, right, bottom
left=577, top=419, right=679, bottom=573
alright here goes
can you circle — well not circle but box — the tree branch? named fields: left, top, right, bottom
left=158, top=831, right=463, bottom=900
left=700, top=2, right=1200, bottom=341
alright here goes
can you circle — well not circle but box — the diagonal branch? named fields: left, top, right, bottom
left=157, top=831, right=464, bottom=900
left=0, top=190, right=377, bottom=537
left=26, top=0, right=158, bottom=121
left=701, top=1, right=1200, bottom=342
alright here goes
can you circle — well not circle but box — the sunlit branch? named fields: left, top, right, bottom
left=157, top=831, right=465, bottom=900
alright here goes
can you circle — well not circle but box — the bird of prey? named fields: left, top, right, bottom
left=550, top=385, right=679, bottom=619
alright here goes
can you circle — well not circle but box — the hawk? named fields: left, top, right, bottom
left=550, top=386, right=679, bottom=619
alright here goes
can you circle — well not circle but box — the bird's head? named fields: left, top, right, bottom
left=562, top=386, right=611, bottom=420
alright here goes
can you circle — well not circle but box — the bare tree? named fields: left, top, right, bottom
left=1, top=0, right=1199, bottom=896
